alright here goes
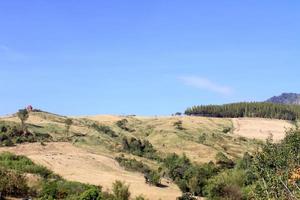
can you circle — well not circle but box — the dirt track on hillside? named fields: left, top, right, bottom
left=0, top=142, right=181, bottom=200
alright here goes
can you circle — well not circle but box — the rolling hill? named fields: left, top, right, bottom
left=0, top=110, right=295, bottom=199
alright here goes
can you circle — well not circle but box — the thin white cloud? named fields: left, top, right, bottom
left=179, top=76, right=233, bottom=95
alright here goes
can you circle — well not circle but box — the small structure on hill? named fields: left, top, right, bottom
left=26, top=105, right=33, bottom=112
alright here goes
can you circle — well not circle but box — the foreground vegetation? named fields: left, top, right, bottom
left=185, top=102, right=300, bottom=120
left=173, top=128, right=300, bottom=199
left=0, top=152, right=149, bottom=200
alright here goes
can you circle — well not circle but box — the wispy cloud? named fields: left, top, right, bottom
left=179, top=76, right=233, bottom=95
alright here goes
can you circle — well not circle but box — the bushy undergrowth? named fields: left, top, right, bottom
left=39, top=180, right=101, bottom=200
left=0, top=152, right=53, bottom=178
left=115, top=156, right=151, bottom=174
left=121, top=137, right=158, bottom=160
left=116, top=119, right=135, bottom=132
left=0, top=122, right=52, bottom=146
left=163, top=153, right=219, bottom=196
left=0, top=152, right=148, bottom=200
left=90, top=123, right=118, bottom=137
left=115, top=156, right=161, bottom=186
left=0, top=168, right=29, bottom=198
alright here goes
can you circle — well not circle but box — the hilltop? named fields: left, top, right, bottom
left=266, top=93, right=300, bottom=105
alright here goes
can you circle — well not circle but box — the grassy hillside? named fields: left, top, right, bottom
left=0, top=110, right=294, bottom=199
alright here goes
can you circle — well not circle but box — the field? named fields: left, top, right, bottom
left=0, top=142, right=181, bottom=200
left=0, top=111, right=294, bottom=199
left=232, top=118, right=293, bottom=141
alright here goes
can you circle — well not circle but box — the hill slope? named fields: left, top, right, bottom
left=0, top=111, right=294, bottom=199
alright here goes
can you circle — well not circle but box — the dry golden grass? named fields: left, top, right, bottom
left=232, top=118, right=293, bottom=142
left=0, top=142, right=181, bottom=200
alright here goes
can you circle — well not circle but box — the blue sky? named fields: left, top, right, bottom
left=0, top=1, right=300, bottom=115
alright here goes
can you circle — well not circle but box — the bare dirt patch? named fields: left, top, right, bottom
left=0, top=142, right=181, bottom=200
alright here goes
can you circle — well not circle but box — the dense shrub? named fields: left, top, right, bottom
left=116, top=156, right=161, bottom=186
left=91, top=123, right=118, bottom=137
left=79, top=187, right=102, bottom=200
left=116, top=119, right=134, bottom=132
left=215, top=152, right=235, bottom=169
left=0, top=152, right=53, bottom=178
left=40, top=180, right=100, bottom=199
left=204, top=170, right=249, bottom=200
left=163, top=153, right=217, bottom=196
left=0, top=168, right=29, bottom=198
left=176, top=193, right=196, bottom=200
left=251, top=128, right=300, bottom=199
left=115, top=156, right=150, bottom=174
left=173, top=120, right=184, bottom=130
left=222, top=127, right=231, bottom=134
left=144, top=170, right=161, bottom=186
left=121, top=137, right=157, bottom=159
left=112, top=181, right=130, bottom=200
left=0, top=123, right=52, bottom=146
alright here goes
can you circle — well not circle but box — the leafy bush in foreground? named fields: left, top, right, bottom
left=0, top=168, right=29, bottom=198
left=40, top=180, right=101, bottom=200
left=0, top=152, right=53, bottom=178
left=79, top=187, right=102, bottom=200
left=251, top=128, right=300, bottom=199
left=112, top=181, right=130, bottom=200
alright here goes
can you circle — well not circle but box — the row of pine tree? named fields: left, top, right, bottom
left=185, top=102, right=300, bottom=121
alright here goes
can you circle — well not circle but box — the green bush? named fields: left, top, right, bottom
left=0, top=152, right=52, bottom=178
left=222, top=127, right=231, bottom=134
left=204, top=169, right=249, bottom=200
left=163, top=153, right=218, bottom=196
left=116, top=119, right=134, bottom=132
left=115, top=156, right=150, bottom=174
left=91, top=123, right=118, bottom=137
left=0, top=123, right=52, bottom=146
left=144, top=171, right=161, bottom=186
left=112, top=181, right=130, bottom=200
left=121, top=137, right=157, bottom=159
left=0, top=168, right=29, bottom=198
left=173, top=120, right=184, bottom=130
left=215, top=152, right=235, bottom=169
left=79, top=187, right=102, bottom=200
left=251, top=128, right=300, bottom=199
left=40, top=180, right=98, bottom=199
left=176, top=193, right=196, bottom=200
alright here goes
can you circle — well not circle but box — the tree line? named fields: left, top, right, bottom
left=185, top=102, right=300, bottom=121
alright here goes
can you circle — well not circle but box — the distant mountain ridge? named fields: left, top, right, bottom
left=266, top=93, right=300, bottom=105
